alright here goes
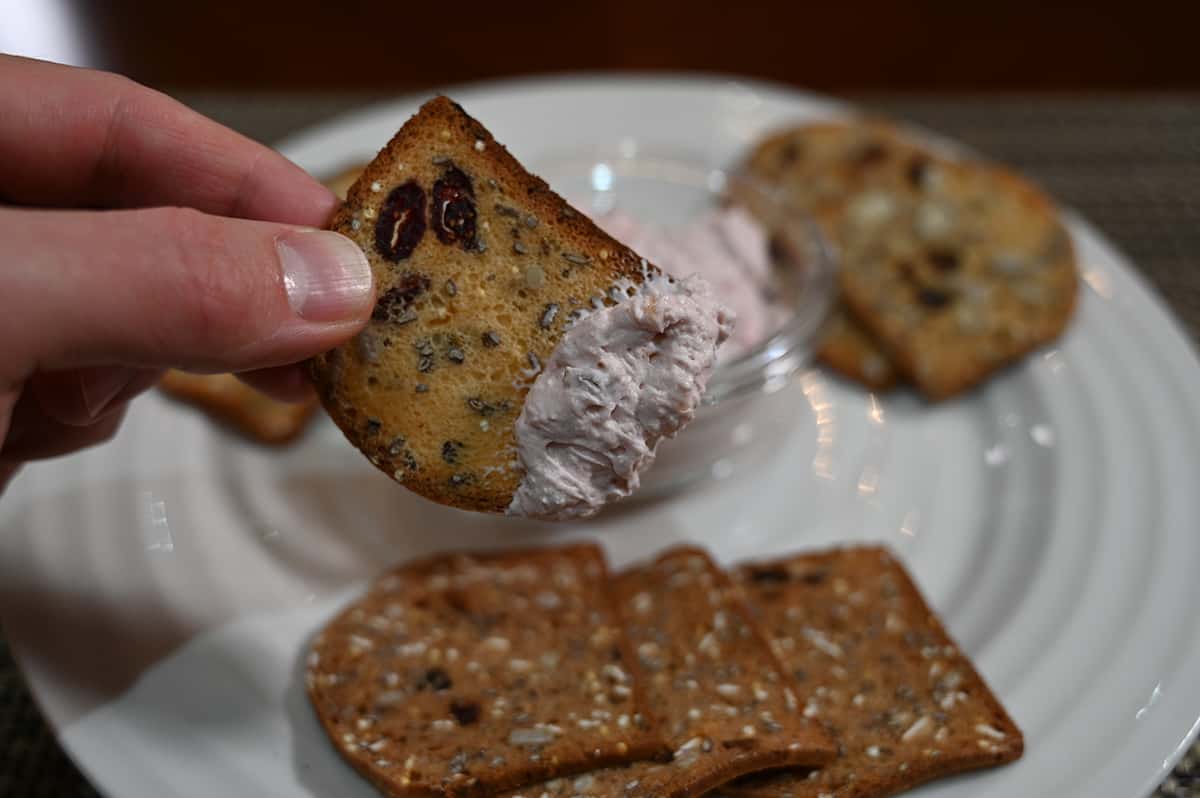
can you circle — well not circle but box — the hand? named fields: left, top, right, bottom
left=0, top=56, right=374, bottom=492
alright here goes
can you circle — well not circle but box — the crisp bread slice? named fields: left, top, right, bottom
left=814, top=308, right=899, bottom=392
left=725, top=546, right=1022, bottom=798
left=498, top=547, right=835, bottom=798
left=739, top=120, right=926, bottom=392
left=306, top=544, right=667, bottom=798
left=158, top=370, right=316, bottom=445
left=309, top=96, right=667, bottom=513
left=834, top=160, right=1078, bottom=399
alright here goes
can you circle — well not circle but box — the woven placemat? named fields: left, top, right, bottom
left=1, top=93, right=1198, bottom=797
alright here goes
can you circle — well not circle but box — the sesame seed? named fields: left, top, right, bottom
left=632, top=592, right=653, bottom=614
left=866, top=745, right=881, bottom=758
left=350, top=217, right=362, bottom=231
left=742, top=724, right=756, bottom=737
left=698, top=632, right=720, bottom=658
left=975, top=723, right=1007, bottom=740
left=370, top=181, right=382, bottom=192
left=509, top=658, right=533, bottom=672
left=716, top=683, right=741, bottom=698
left=432, top=719, right=455, bottom=732
left=902, top=716, right=933, bottom=741
left=483, top=636, right=511, bottom=653
left=687, top=708, right=701, bottom=720
left=752, top=683, right=769, bottom=702
left=474, top=139, right=485, bottom=151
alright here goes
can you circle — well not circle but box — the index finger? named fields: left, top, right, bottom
left=0, top=55, right=336, bottom=226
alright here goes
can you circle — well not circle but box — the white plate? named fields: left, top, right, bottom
left=3, top=75, right=1200, bottom=798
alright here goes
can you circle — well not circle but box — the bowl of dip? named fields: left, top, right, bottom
left=532, top=147, right=837, bottom=502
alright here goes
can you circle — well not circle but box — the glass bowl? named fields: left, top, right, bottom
left=532, top=147, right=837, bottom=503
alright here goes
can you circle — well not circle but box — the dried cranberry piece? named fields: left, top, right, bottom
left=449, top=700, right=480, bottom=726
left=431, top=164, right=478, bottom=249
left=928, top=249, right=960, bottom=271
left=420, top=668, right=453, bottom=691
left=375, top=181, right=427, bottom=261
left=748, top=567, right=790, bottom=584
left=372, top=272, right=431, bottom=322
left=918, top=288, right=954, bottom=309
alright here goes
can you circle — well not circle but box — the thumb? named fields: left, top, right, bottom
left=0, top=205, right=374, bottom=378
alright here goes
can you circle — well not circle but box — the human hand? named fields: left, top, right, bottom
left=0, top=55, right=374, bottom=492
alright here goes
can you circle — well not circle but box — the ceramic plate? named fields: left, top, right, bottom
left=2, top=76, right=1199, bottom=798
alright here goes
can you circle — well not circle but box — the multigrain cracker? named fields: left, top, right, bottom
left=499, top=547, right=835, bottom=798
left=309, top=97, right=678, bottom=513
left=157, top=370, right=316, bottom=445
left=307, top=544, right=666, bottom=798
left=726, top=546, right=1022, bottom=798
left=834, top=161, right=1077, bottom=399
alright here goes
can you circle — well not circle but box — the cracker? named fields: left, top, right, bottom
left=499, top=547, right=834, bottom=798
left=306, top=544, right=666, bottom=798
left=834, top=161, right=1078, bottom=399
left=740, top=120, right=926, bottom=392
left=726, top=546, right=1022, bottom=798
left=309, top=96, right=669, bottom=513
left=814, top=308, right=899, bottom=392
left=157, top=370, right=316, bottom=445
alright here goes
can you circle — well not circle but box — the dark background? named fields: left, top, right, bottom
left=23, top=0, right=1200, bottom=91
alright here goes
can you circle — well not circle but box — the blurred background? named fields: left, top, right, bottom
left=3, top=0, right=1198, bottom=93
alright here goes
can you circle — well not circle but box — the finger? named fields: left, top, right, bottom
left=1, top=392, right=127, bottom=461
left=0, top=55, right=335, bottom=225
left=236, top=365, right=318, bottom=403
left=29, top=367, right=162, bottom=427
left=0, top=206, right=373, bottom=379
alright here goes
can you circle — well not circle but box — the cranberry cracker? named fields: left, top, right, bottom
left=727, top=546, right=1022, bottom=798
left=500, top=547, right=835, bottom=798
left=306, top=545, right=665, bottom=798
left=309, top=96, right=705, bottom=515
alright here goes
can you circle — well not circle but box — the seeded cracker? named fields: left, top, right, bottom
left=309, top=97, right=668, bottom=513
left=833, top=160, right=1077, bottom=399
left=499, top=547, right=835, bottom=798
left=726, top=546, right=1022, bottom=798
left=306, top=544, right=666, bottom=798
left=158, top=370, right=317, bottom=445
left=740, top=121, right=924, bottom=390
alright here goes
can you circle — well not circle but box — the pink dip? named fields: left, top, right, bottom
left=594, top=207, right=778, bottom=360
left=508, top=206, right=776, bottom=521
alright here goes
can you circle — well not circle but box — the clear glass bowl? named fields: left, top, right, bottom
left=533, top=147, right=837, bottom=503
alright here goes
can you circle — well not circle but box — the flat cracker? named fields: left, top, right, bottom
left=726, top=546, right=1022, bottom=798
left=814, top=308, right=899, bottom=392
left=158, top=370, right=316, bottom=445
left=834, top=161, right=1078, bottom=399
left=309, top=96, right=669, bottom=513
left=306, top=544, right=666, bottom=798
left=500, top=547, right=834, bottom=798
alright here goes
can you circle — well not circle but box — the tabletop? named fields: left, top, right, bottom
left=1, top=91, right=1198, bottom=798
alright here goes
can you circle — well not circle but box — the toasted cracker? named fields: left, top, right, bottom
left=307, top=544, right=666, bottom=798
left=834, top=161, right=1078, bottom=399
left=726, top=546, right=1022, bottom=798
left=158, top=370, right=316, bottom=445
left=309, top=96, right=665, bottom=513
left=814, top=308, right=899, bottom=392
left=499, top=547, right=834, bottom=798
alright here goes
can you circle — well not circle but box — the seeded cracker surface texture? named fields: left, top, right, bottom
left=309, top=97, right=675, bottom=514
left=306, top=544, right=667, bottom=798
left=726, top=546, right=1023, bottom=798
left=497, top=547, right=835, bottom=798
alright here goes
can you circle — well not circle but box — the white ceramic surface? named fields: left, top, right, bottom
left=2, top=76, right=1199, bottom=798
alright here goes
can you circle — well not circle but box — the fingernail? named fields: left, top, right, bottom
left=80, top=367, right=135, bottom=419
left=276, top=230, right=373, bottom=323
